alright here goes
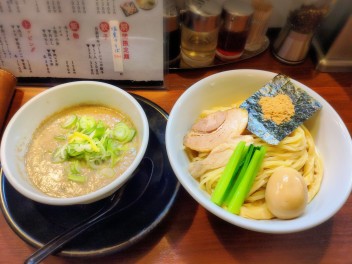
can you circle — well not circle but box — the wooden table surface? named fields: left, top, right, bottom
left=1, top=49, right=352, bottom=264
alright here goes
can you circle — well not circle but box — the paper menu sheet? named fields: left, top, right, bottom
left=0, top=0, right=164, bottom=84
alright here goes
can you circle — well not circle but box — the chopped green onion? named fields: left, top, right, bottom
left=112, top=123, right=130, bottom=141
left=51, top=147, right=67, bottom=163
left=79, top=116, right=96, bottom=134
left=125, top=129, right=136, bottom=143
left=54, top=135, right=67, bottom=141
left=52, top=115, right=136, bottom=182
left=67, top=143, right=84, bottom=156
left=112, top=122, right=136, bottom=143
left=94, top=120, right=107, bottom=139
left=67, top=173, right=86, bottom=183
left=106, top=139, right=121, bottom=155
left=69, top=131, right=99, bottom=152
left=70, top=160, right=81, bottom=174
left=61, top=115, right=77, bottom=128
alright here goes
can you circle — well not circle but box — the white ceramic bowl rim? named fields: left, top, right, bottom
left=166, top=69, right=352, bottom=233
left=1, top=81, right=149, bottom=206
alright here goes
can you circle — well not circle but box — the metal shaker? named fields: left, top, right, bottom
left=272, top=2, right=331, bottom=64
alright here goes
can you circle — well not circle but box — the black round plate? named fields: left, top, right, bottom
left=0, top=95, right=180, bottom=257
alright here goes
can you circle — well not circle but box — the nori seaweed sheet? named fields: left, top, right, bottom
left=240, top=74, right=322, bottom=145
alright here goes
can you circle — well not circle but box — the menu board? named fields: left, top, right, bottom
left=0, top=0, right=164, bottom=86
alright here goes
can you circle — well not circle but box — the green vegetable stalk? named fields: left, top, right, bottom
left=227, top=146, right=266, bottom=214
left=210, top=141, right=266, bottom=215
left=211, top=141, right=246, bottom=206
left=223, top=144, right=255, bottom=206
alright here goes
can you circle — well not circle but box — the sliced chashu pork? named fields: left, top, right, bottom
left=189, top=135, right=254, bottom=178
left=183, top=108, right=248, bottom=152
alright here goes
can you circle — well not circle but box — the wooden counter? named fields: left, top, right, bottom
left=1, top=49, right=352, bottom=264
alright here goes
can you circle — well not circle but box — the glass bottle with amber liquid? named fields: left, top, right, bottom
left=180, top=0, right=222, bottom=67
left=216, top=0, right=253, bottom=61
left=164, top=0, right=181, bottom=66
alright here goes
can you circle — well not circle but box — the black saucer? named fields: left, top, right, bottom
left=0, top=95, right=180, bottom=257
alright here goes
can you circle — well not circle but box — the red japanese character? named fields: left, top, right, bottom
left=119, top=22, right=129, bottom=33
left=99, top=22, right=110, bottom=33
left=69, top=21, right=80, bottom=32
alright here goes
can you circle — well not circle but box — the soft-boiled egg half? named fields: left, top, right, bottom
left=265, top=167, right=308, bottom=219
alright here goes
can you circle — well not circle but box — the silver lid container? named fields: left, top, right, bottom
left=222, top=0, right=253, bottom=32
left=164, top=2, right=180, bottom=32
left=182, top=0, right=222, bottom=32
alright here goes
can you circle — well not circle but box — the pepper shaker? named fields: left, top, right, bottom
left=272, top=1, right=333, bottom=64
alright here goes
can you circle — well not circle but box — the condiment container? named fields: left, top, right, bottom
left=180, top=0, right=222, bottom=67
left=272, top=0, right=333, bottom=64
left=245, top=0, right=273, bottom=52
left=164, top=0, right=181, bottom=66
left=216, top=0, right=253, bottom=61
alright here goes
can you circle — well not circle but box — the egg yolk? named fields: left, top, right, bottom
left=265, top=167, right=308, bottom=219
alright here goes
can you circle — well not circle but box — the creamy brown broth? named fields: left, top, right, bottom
left=25, top=105, right=138, bottom=198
